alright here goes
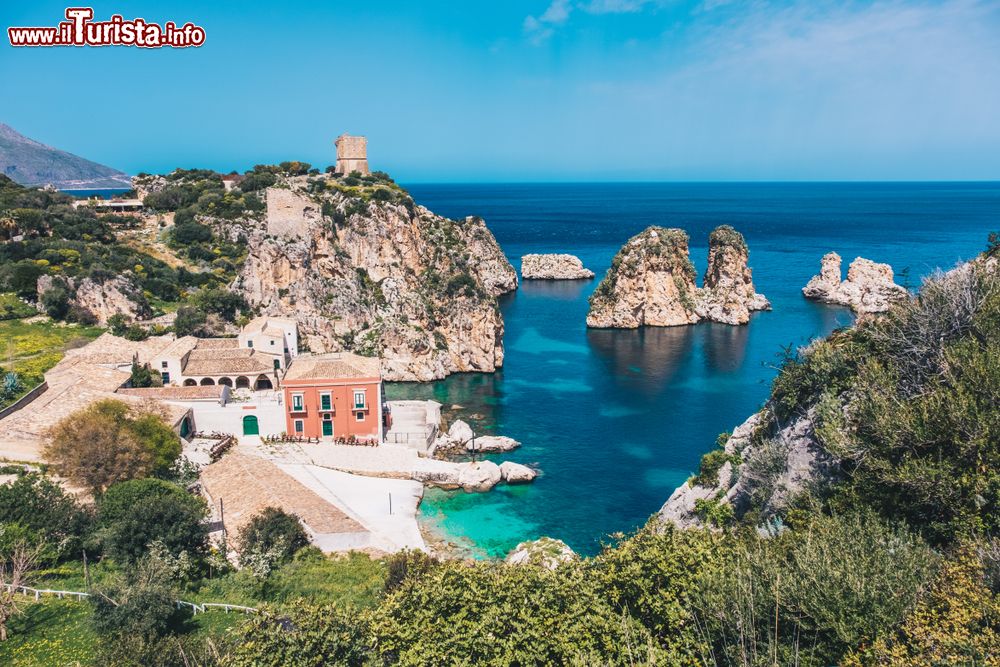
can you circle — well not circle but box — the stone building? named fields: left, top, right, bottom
left=334, top=134, right=369, bottom=176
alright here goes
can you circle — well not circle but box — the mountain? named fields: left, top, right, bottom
left=0, top=123, right=131, bottom=189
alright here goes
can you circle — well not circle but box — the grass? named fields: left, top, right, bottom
left=0, top=319, right=104, bottom=386
left=0, top=551, right=388, bottom=665
left=0, top=293, right=36, bottom=321
left=0, top=598, right=97, bottom=666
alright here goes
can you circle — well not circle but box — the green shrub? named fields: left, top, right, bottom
left=226, top=601, right=369, bottom=667
left=237, top=507, right=309, bottom=569
left=98, top=479, right=208, bottom=564
left=0, top=474, right=92, bottom=562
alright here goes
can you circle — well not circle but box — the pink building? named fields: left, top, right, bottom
left=281, top=352, right=385, bottom=442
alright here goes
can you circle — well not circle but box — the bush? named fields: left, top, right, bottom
left=173, top=306, right=207, bottom=337
left=695, top=513, right=937, bottom=666
left=90, top=555, right=185, bottom=643
left=226, top=601, right=369, bottom=667
left=40, top=280, right=72, bottom=320
left=370, top=560, right=653, bottom=665
left=98, top=479, right=208, bottom=563
left=237, top=507, right=309, bottom=570
left=44, top=399, right=181, bottom=496
left=170, top=221, right=212, bottom=246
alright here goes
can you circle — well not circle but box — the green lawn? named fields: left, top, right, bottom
left=0, top=598, right=97, bottom=666
left=0, top=551, right=388, bottom=665
left=0, top=293, right=37, bottom=321
left=0, top=319, right=103, bottom=387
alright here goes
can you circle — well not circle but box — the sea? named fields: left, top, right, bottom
left=388, top=182, right=1000, bottom=558
left=70, top=183, right=999, bottom=558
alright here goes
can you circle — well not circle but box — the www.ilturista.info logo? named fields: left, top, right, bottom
left=8, top=7, right=205, bottom=48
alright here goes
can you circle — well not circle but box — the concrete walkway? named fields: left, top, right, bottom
left=277, top=463, right=426, bottom=552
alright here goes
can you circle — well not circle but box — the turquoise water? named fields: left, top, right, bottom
left=391, top=182, right=998, bottom=558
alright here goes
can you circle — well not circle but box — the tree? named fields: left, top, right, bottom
left=238, top=507, right=309, bottom=570
left=44, top=399, right=181, bottom=496
left=173, top=306, right=206, bottom=337
left=0, top=474, right=92, bottom=562
left=98, top=479, right=208, bottom=563
left=0, top=540, right=41, bottom=641
left=90, top=554, right=184, bottom=644
left=129, top=359, right=155, bottom=388
left=40, top=280, right=71, bottom=320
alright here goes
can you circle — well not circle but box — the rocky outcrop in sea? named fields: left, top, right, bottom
left=505, top=537, right=576, bottom=569
left=586, top=225, right=769, bottom=328
left=521, top=254, right=595, bottom=280
left=802, top=253, right=908, bottom=314
left=696, top=225, right=772, bottom=325
left=227, top=176, right=518, bottom=381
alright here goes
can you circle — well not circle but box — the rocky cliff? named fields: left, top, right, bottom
left=521, top=254, right=595, bottom=280
left=36, top=273, right=151, bottom=325
left=587, top=225, right=768, bottom=328
left=802, top=253, right=908, bottom=313
left=696, top=225, right=771, bottom=325
left=229, top=176, right=517, bottom=381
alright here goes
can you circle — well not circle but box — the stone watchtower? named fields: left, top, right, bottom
left=334, top=134, right=370, bottom=176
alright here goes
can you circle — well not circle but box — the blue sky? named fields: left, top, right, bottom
left=2, top=1, right=999, bottom=181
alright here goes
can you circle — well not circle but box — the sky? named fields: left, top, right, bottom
left=2, top=0, right=999, bottom=181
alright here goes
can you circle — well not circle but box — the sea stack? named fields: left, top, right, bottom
left=802, top=253, right=907, bottom=314
left=696, top=225, right=771, bottom=325
left=586, top=227, right=700, bottom=328
left=521, top=254, right=595, bottom=280
left=587, top=225, right=769, bottom=328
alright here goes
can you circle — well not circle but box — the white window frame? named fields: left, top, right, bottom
left=291, top=393, right=305, bottom=411
left=355, top=411, right=365, bottom=422
left=293, top=419, right=304, bottom=433
left=353, top=389, right=366, bottom=410
left=320, top=392, right=333, bottom=411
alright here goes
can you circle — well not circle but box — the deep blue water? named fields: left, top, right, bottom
left=387, top=182, right=999, bottom=558
left=60, top=188, right=131, bottom=199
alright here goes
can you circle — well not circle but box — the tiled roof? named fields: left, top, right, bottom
left=191, top=338, right=240, bottom=350
left=284, top=352, right=381, bottom=381
left=243, top=315, right=296, bottom=334
left=183, top=350, right=277, bottom=376
left=154, top=335, right=198, bottom=360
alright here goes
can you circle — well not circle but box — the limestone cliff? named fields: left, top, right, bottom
left=586, top=227, right=699, bottom=328
left=696, top=225, right=771, bottom=325
left=587, top=225, right=768, bottom=328
left=36, top=273, right=151, bottom=325
left=229, top=176, right=517, bottom=381
left=802, top=253, right=908, bottom=314
left=658, top=410, right=835, bottom=529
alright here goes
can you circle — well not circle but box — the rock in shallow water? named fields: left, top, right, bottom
left=467, top=435, right=520, bottom=452
left=458, top=460, right=502, bottom=492
left=499, top=461, right=537, bottom=483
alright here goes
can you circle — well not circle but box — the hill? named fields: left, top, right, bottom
left=0, top=123, right=131, bottom=189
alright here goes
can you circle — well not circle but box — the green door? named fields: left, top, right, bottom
left=242, top=415, right=259, bottom=435
left=322, top=420, right=333, bottom=437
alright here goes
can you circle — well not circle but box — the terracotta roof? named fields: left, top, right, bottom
left=200, top=452, right=365, bottom=544
left=284, top=352, right=381, bottom=381
left=154, top=335, right=198, bottom=360
left=117, top=386, right=224, bottom=400
left=182, top=349, right=277, bottom=376
left=62, top=332, right=174, bottom=366
left=190, top=338, right=240, bottom=350
left=188, top=347, right=255, bottom=360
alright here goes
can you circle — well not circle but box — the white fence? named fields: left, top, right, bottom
left=3, top=584, right=258, bottom=615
